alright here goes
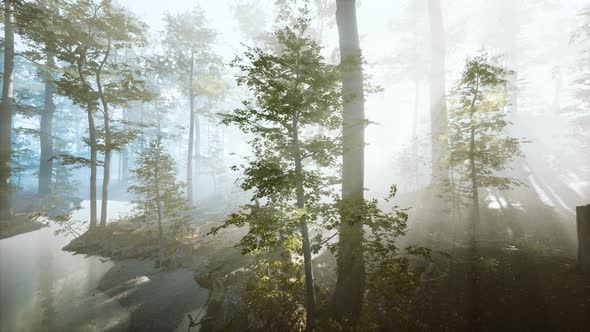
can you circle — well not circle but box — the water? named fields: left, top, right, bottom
left=0, top=201, right=208, bottom=332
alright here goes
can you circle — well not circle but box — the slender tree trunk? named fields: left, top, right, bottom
left=154, top=141, right=164, bottom=265
left=87, top=107, right=98, bottom=230
left=334, top=0, right=366, bottom=320
left=468, top=81, right=480, bottom=235
left=77, top=55, right=98, bottom=229
left=412, top=79, right=420, bottom=191
left=187, top=50, right=195, bottom=204
left=469, top=125, right=480, bottom=232
left=0, top=0, right=15, bottom=221
left=120, top=109, right=129, bottom=186
left=428, top=0, right=448, bottom=185
left=98, top=39, right=111, bottom=228
left=38, top=49, right=56, bottom=195
left=468, top=99, right=481, bottom=330
left=194, top=110, right=200, bottom=200
left=577, top=205, right=590, bottom=272
left=292, top=113, right=316, bottom=331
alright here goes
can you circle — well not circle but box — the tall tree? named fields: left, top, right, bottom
left=333, top=0, right=366, bottom=320
left=129, top=137, right=189, bottom=264
left=0, top=0, right=16, bottom=221
left=448, top=53, right=524, bottom=234
left=428, top=0, right=448, bottom=186
left=162, top=7, right=215, bottom=204
left=94, top=7, right=147, bottom=227
left=214, top=12, right=342, bottom=330
left=16, top=0, right=62, bottom=195
left=54, top=0, right=147, bottom=229
left=572, top=5, right=590, bottom=156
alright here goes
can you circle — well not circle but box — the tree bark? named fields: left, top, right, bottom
left=334, top=0, right=366, bottom=321
left=155, top=140, right=164, bottom=265
left=577, top=204, right=590, bottom=273
left=0, top=0, right=15, bottom=221
left=428, top=0, right=449, bottom=186
left=468, top=81, right=480, bottom=235
left=187, top=50, right=195, bottom=204
left=469, top=125, right=480, bottom=232
left=77, top=55, right=98, bottom=230
left=98, top=38, right=111, bottom=228
left=412, top=79, right=420, bottom=191
left=293, top=112, right=316, bottom=331
left=194, top=108, right=200, bottom=200
left=87, top=105, right=98, bottom=230
left=38, top=49, right=56, bottom=195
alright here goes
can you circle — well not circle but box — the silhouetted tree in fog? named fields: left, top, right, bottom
left=0, top=0, right=16, bottom=221
left=448, top=53, right=525, bottom=236
left=333, top=0, right=366, bottom=322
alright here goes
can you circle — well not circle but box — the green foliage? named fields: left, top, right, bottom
left=243, top=257, right=306, bottom=331
left=162, top=6, right=220, bottom=94
left=211, top=8, right=341, bottom=326
left=128, top=138, right=190, bottom=237
left=214, top=9, right=341, bottom=233
left=11, top=128, right=39, bottom=185
left=53, top=0, right=151, bottom=153
left=94, top=126, right=140, bottom=153
left=214, top=9, right=341, bottom=245
left=447, top=53, right=525, bottom=203
left=362, top=186, right=431, bottom=329
left=50, top=153, right=102, bottom=168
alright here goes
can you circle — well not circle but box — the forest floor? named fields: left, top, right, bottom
left=412, top=241, right=590, bottom=331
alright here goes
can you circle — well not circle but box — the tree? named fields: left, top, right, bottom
left=129, top=137, right=189, bottom=264
left=213, top=11, right=342, bottom=330
left=162, top=7, right=216, bottom=204
left=0, top=0, right=16, bottom=221
left=572, top=5, right=590, bottom=156
left=93, top=11, right=148, bottom=228
left=54, top=0, right=148, bottom=229
left=447, top=53, right=524, bottom=235
left=15, top=0, right=61, bottom=195
left=333, top=0, right=366, bottom=320
left=428, top=0, right=449, bottom=186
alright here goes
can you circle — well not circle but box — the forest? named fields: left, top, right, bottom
left=0, top=0, right=589, bottom=331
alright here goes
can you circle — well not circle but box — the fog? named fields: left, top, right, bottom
left=1, top=0, right=589, bottom=331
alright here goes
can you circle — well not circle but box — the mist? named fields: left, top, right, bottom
left=1, top=0, right=589, bottom=331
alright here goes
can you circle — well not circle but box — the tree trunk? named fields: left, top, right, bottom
left=87, top=107, right=98, bottom=230
left=469, top=125, right=480, bottom=234
left=468, top=82, right=480, bottom=236
left=577, top=204, right=590, bottom=273
left=292, top=113, right=316, bottom=331
left=334, top=0, right=366, bottom=320
left=38, top=49, right=56, bottom=195
left=155, top=141, right=164, bottom=265
left=187, top=50, right=195, bottom=204
left=98, top=39, right=111, bottom=228
left=194, top=110, right=200, bottom=200
left=120, top=109, right=129, bottom=186
left=428, top=0, right=448, bottom=186
left=412, top=79, right=420, bottom=191
left=77, top=53, right=98, bottom=229
left=0, top=0, right=15, bottom=221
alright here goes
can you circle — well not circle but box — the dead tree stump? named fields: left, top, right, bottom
left=577, top=204, right=590, bottom=273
